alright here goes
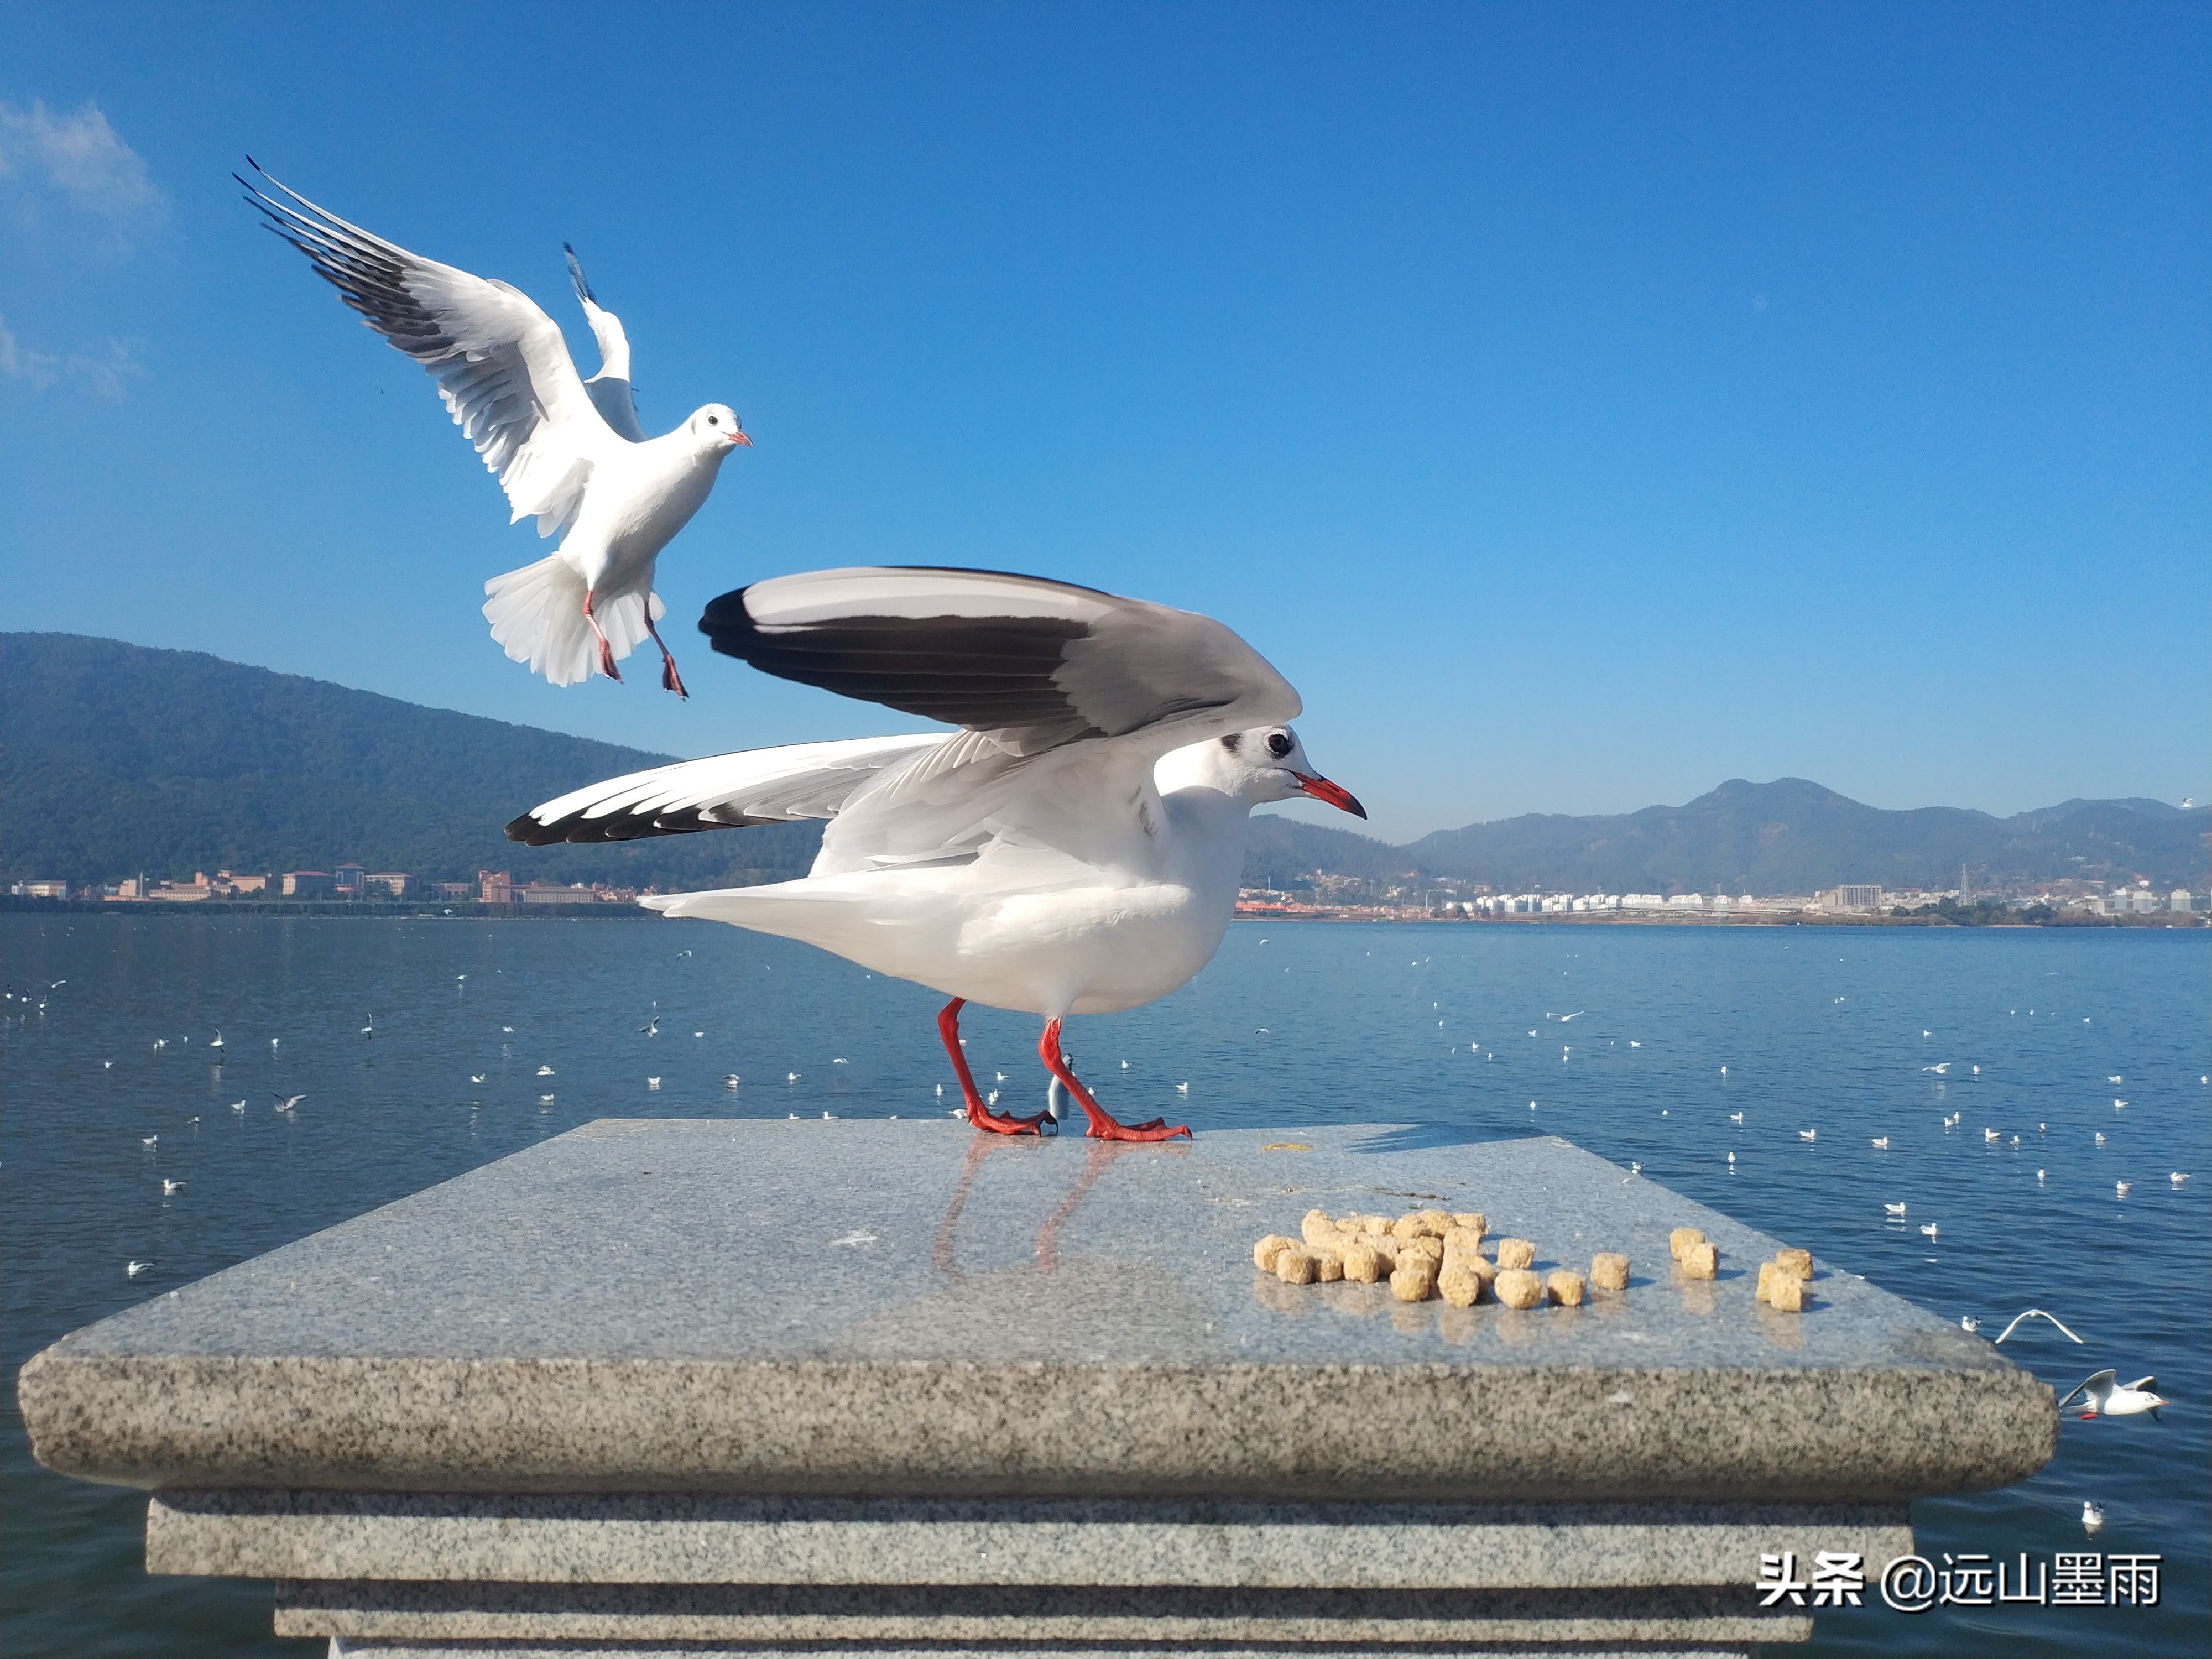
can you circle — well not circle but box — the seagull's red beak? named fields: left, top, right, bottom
left=1293, top=773, right=1366, bottom=818
left=727, top=429, right=753, bottom=447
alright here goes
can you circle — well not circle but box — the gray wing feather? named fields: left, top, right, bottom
left=700, top=567, right=1300, bottom=755
left=244, top=163, right=610, bottom=534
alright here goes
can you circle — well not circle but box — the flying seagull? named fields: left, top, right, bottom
left=2059, top=1370, right=2166, bottom=1420
left=241, top=163, right=750, bottom=695
left=509, top=566, right=1366, bottom=1141
left=1994, top=1308, right=2084, bottom=1345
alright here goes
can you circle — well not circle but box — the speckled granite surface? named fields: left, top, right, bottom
left=148, top=1492, right=1912, bottom=1589
left=320, top=1642, right=1764, bottom=1659
left=273, top=1578, right=1809, bottom=1645
left=22, top=1122, right=2054, bottom=1499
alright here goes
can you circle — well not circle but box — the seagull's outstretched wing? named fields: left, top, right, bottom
left=564, top=243, right=648, bottom=443
left=507, top=734, right=945, bottom=844
left=700, top=567, right=1300, bottom=757
left=2057, top=1369, right=2116, bottom=1410
left=243, top=164, right=613, bottom=538
left=1994, top=1308, right=2085, bottom=1345
left=2124, top=1375, right=2157, bottom=1392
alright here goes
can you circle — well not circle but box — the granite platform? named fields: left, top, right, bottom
left=20, top=1120, right=2058, bottom=1657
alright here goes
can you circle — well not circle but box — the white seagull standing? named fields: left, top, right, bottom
left=242, top=164, right=750, bottom=695
left=509, top=567, right=1368, bottom=1141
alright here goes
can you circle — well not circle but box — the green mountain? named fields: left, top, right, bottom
left=4, top=633, right=2201, bottom=898
left=1, top=633, right=821, bottom=891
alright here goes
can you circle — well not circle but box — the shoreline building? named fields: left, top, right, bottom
left=1815, top=884, right=1884, bottom=912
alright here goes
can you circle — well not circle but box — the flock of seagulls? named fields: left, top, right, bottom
left=243, top=169, right=1373, bottom=1141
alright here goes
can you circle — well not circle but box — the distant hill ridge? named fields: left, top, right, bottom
left=4, top=633, right=2203, bottom=895
left=1, top=633, right=823, bottom=891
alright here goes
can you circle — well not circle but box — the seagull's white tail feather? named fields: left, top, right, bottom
left=485, top=555, right=593, bottom=685
left=483, top=557, right=664, bottom=687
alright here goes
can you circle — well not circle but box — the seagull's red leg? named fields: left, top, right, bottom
left=582, top=592, right=622, bottom=682
left=1039, top=1019, right=1191, bottom=1141
left=940, top=998, right=1047, bottom=1135
left=645, top=614, right=688, bottom=700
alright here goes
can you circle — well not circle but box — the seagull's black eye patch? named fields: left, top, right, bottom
left=1266, top=731, right=1292, bottom=759
left=1220, top=733, right=1242, bottom=753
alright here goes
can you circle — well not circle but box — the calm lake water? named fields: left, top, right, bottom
left=2, top=913, right=2205, bottom=1657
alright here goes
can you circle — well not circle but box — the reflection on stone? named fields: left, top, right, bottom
left=1317, top=1281, right=1378, bottom=1319
left=1758, top=1303, right=1806, bottom=1352
left=1437, top=1302, right=1479, bottom=1346
left=1388, top=1298, right=1434, bottom=1337
left=1675, top=1273, right=1717, bottom=1318
left=1251, top=1273, right=1313, bottom=1317
left=1494, top=1307, right=1538, bottom=1348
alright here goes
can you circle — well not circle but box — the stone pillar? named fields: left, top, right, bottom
left=20, top=1121, right=2054, bottom=1658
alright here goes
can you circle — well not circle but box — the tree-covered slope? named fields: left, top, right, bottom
left=1, top=633, right=821, bottom=889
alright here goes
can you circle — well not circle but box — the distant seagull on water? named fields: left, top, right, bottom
left=126, top=1260, right=154, bottom=1278
left=1919, top=1222, right=1938, bottom=1239
left=272, top=1093, right=305, bottom=1113
left=242, top=163, right=750, bottom=694
left=2081, top=1500, right=2106, bottom=1535
left=209, top=1030, right=223, bottom=1050
left=1871, top=1136, right=1890, bottom=1150
left=1884, top=1201, right=1907, bottom=1215
left=162, top=1178, right=185, bottom=1195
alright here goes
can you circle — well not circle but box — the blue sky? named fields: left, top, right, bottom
left=3, top=4, right=2205, bottom=841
